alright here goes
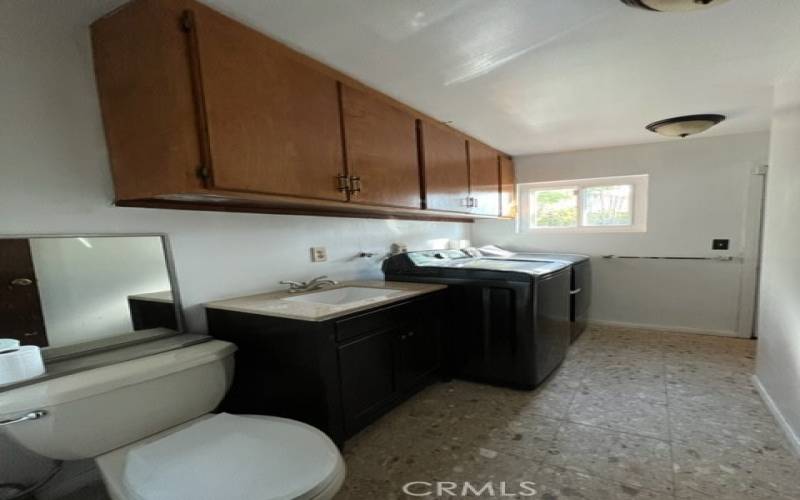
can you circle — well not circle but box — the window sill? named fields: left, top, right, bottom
left=517, top=225, right=647, bottom=235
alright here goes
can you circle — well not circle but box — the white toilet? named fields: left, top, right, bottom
left=0, top=340, right=345, bottom=500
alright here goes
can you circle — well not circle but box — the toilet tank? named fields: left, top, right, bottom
left=0, top=340, right=236, bottom=460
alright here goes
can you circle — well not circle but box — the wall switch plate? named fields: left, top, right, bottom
left=712, top=239, right=730, bottom=250
left=310, top=246, right=327, bottom=262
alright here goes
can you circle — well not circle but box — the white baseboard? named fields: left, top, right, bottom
left=752, top=375, right=800, bottom=460
left=589, top=320, right=742, bottom=338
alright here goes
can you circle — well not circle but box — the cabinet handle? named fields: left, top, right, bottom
left=23, top=332, right=38, bottom=337
left=336, top=174, right=350, bottom=192
left=349, top=176, right=362, bottom=195
left=11, top=278, right=33, bottom=286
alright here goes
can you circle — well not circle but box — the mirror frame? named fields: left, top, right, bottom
left=0, top=233, right=185, bottom=360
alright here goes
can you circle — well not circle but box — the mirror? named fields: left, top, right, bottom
left=0, top=235, right=182, bottom=352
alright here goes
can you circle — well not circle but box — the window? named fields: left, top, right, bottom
left=519, top=174, right=648, bottom=233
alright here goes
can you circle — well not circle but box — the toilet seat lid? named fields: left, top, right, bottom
left=121, top=413, right=341, bottom=500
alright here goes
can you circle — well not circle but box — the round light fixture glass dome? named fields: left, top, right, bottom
left=620, top=0, right=731, bottom=12
left=645, top=114, right=726, bottom=138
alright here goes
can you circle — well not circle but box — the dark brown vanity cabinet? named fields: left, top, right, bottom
left=206, top=292, right=444, bottom=445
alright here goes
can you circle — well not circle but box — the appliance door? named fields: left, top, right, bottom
left=531, top=269, right=571, bottom=384
left=570, top=260, right=591, bottom=340
left=446, top=282, right=529, bottom=387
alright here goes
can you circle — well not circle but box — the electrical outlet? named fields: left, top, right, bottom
left=712, top=239, right=730, bottom=250
left=310, top=246, right=327, bottom=262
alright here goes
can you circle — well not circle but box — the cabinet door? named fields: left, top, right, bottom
left=499, top=154, right=516, bottom=218
left=468, top=141, right=501, bottom=216
left=395, top=322, right=440, bottom=392
left=190, top=4, right=346, bottom=201
left=341, top=84, right=421, bottom=209
left=338, top=330, right=396, bottom=435
left=419, top=120, right=470, bottom=213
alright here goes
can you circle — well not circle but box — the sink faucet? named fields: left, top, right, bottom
left=280, top=275, right=339, bottom=293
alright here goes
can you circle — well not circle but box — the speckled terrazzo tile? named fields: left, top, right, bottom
left=345, top=402, right=453, bottom=450
left=429, top=446, right=542, bottom=497
left=581, top=354, right=666, bottom=379
left=439, top=379, right=580, bottom=421
left=463, top=412, right=562, bottom=462
left=344, top=426, right=475, bottom=486
left=672, top=440, right=800, bottom=499
left=530, top=465, right=675, bottom=500
left=667, top=383, right=772, bottom=421
left=668, top=402, right=796, bottom=463
left=665, top=362, right=754, bottom=393
left=334, top=477, right=411, bottom=500
left=580, top=363, right=667, bottom=403
left=567, top=390, right=670, bottom=440
left=342, top=445, right=542, bottom=499
left=663, top=355, right=755, bottom=374
left=585, top=326, right=668, bottom=342
left=661, top=333, right=755, bottom=352
left=550, top=355, right=589, bottom=381
left=661, top=339, right=755, bottom=369
left=543, top=422, right=674, bottom=493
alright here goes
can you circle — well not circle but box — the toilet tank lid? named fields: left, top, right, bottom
left=0, top=340, right=236, bottom=416
left=121, top=413, right=341, bottom=500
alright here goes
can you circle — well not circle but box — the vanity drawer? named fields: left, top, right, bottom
left=335, top=297, right=432, bottom=342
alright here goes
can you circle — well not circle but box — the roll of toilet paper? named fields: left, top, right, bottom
left=0, top=345, right=45, bottom=387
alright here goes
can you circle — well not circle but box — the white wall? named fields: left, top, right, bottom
left=473, top=132, right=770, bottom=335
left=754, top=79, right=800, bottom=455
left=0, top=0, right=468, bottom=495
left=30, top=237, right=171, bottom=347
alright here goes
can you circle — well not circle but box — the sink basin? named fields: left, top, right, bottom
left=282, top=287, right=404, bottom=306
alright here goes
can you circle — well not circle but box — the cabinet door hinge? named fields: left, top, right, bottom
left=180, top=11, right=194, bottom=32
left=336, top=174, right=350, bottom=193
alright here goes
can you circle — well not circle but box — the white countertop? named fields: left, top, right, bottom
left=128, top=291, right=174, bottom=304
left=204, top=281, right=446, bottom=322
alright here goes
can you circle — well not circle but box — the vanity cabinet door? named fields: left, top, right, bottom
left=395, top=321, right=440, bottom=392
left=338, top=329, right=396, bottom=435
left=189, top=3, right=346, bottom=201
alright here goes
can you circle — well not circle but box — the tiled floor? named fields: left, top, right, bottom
left=335, top=325, right=800, bottom=500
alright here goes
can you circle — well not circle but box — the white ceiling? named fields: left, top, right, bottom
left=157, top=1, right=800, bottom=154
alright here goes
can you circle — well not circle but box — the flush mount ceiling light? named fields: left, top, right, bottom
left=620, top=0, right=731, bottom=12
left=645, top=114, right=726, bottom=138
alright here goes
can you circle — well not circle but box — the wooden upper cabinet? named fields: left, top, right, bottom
left=419, top=120, right=470, bottom=213
left=91, top=0, right=205, bottom=200
left=499, top=155, right=516, bottom=218
left=340, top=84, right=421, bottom=209
left=467, top=141, right=501, bottom=217
left=190, top=3, right=345, bottom=201
left=92, top=0, right=508, bottom=221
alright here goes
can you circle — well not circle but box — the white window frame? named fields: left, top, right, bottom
left=517, top=174, right=649, bottom=234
